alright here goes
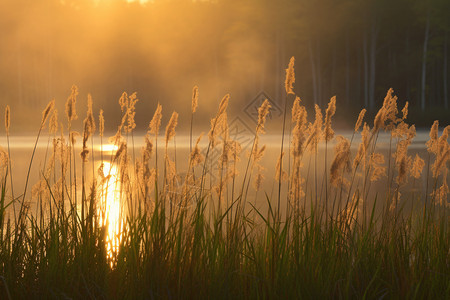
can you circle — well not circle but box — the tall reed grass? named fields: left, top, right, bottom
left=0, top=58, right=448, bottom=299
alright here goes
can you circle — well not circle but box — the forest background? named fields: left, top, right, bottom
left=0, top=0, right=449, bottom=130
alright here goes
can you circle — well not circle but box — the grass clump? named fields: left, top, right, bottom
left=0, top=58, right=449, bottom=299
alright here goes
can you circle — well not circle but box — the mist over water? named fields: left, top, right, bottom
left=2, top=131, right=433, bottom=221
left=3, top=0, right=448, bottom=133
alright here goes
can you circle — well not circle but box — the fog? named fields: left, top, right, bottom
left=1, top=0, right=448, bottom=132
left=0, top=0, right=289, bottom=133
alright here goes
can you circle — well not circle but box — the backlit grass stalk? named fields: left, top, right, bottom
left=19, top=100, right=54, bottom=227
left=4, top=105, right=15, bottom=223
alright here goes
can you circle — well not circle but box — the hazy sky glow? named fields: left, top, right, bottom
left=125, top=0, right=149, bottom=4
left=1, top=0, right=448, bottom=132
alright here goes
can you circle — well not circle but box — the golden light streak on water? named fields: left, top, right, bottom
left=99, top=144, right=119, bottom=152
left=98, top=161, right=123, bottom=261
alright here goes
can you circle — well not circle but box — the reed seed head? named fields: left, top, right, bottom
left=49, top=108, right=58, bottom=134
left=65, top=85, right=78, bottom=122
left=411, top=154, right=425, bottom=179
left=354, top=109, right=366, bottom=132
left=291, top=96, right=301, bottom=122
left=149, top=103, right=162, bottom=136
left=5, top=105, right=10, bottom=134
left=257, top=99, right=271, bottom=134
left=126, top=92, right=138, bottom=133
left=324, top=96, right=336, bottom=141
left=192, top=85, right=199, bottom=113
left=426, top=120, right=439, bottom=154
left=42, top=100, right=55, bottom=127
left=285, top=56, right=295, bottom=95
left=402, top=101, right=409, bottom=120
left=190, top=133, right=204, bottom=166
left=99, top=109, right=104, bottom=137
left=330, top=136, right=351, bottom=187
left=165, top=111, right=178, bottom=147
left=370, top=153, right=386, bottom=182
left=87, top=94, right=96, bottom=134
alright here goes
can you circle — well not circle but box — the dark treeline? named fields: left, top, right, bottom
left=0, top=0, right=449, bottom=130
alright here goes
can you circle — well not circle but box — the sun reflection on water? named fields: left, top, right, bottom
left=98, top=161, right=123, bottom=261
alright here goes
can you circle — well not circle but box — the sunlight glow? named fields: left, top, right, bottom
left=99, top=144, right=119, bottom=152
left=126, top=0, right=150, bottom=4
left=98, top=161, right=123, bottom=261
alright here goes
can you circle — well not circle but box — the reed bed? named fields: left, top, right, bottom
left=0, top=58, right=449, bottom=299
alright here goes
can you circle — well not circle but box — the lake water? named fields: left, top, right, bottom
left=0, top=130, right=440, bottom=254
left=0, top=131, right=435, bottom=207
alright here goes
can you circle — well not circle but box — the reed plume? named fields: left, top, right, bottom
left=289, top=98, right=307, bottom=208
left=330, top=136, right=351, bottom=187
left=142, top=135, right=153, bottom=164
left=401, top=101, right=409, bottom=120
left=324, top=96, right=336, bottom=142
left=165, top=154, right=177, bottom=183
left=394, top=124, right=416, bottom=184
left=411, top=154, right=425, bottom=179
left=190, top=86, right=199, bottom=155
left=126, top=92, right=138, bottom=133
left=0, top=147, right=9, bottom=174
left=5, top=105, right=10, bottom=134
left=119, top=92, right=128, bottom=112
left=370, top=153, right=386, bottom=182
left=58, top=127, right=68, bottom=176
left=81, top=120, right=91, bottom=162
left=354, top=109, right=366, bottom=132
left=192, top=86, right=199, bottom=113
left=149, top=103, right=163, bottom=136
left=208, top=94, right=229, bottom=149
left=257, top=99, right=271, bottom=134
left=190, top=133, right=204, bottom=166
left=353, top=123, right=370, bottom=170
left=426, top=120, right=439, bottom=153
left=291, top=96, right=301, bottom=122
left=49, top=108, right=58, bottom=135
left=86, top=94, right=96, bottom=134
left=42, top=100, right=55, bottom=127
left=285, top=56, right=295, bottom=95
left=291, top=104, right=307, bottom=158
left=373, top=88, right=398, bottom=132
left=306, top=105, right=323, bottom=152
left=149, top=103, right=163, bottom=177
left=65, top=85, right=78, bottom=123
left=99, top=109, right=105, bottom=137
left=114, top=142, right=127, bottom=161
left=165, top=111, right=178, bottom=147
left=432, top=148, right=449, bottom=178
